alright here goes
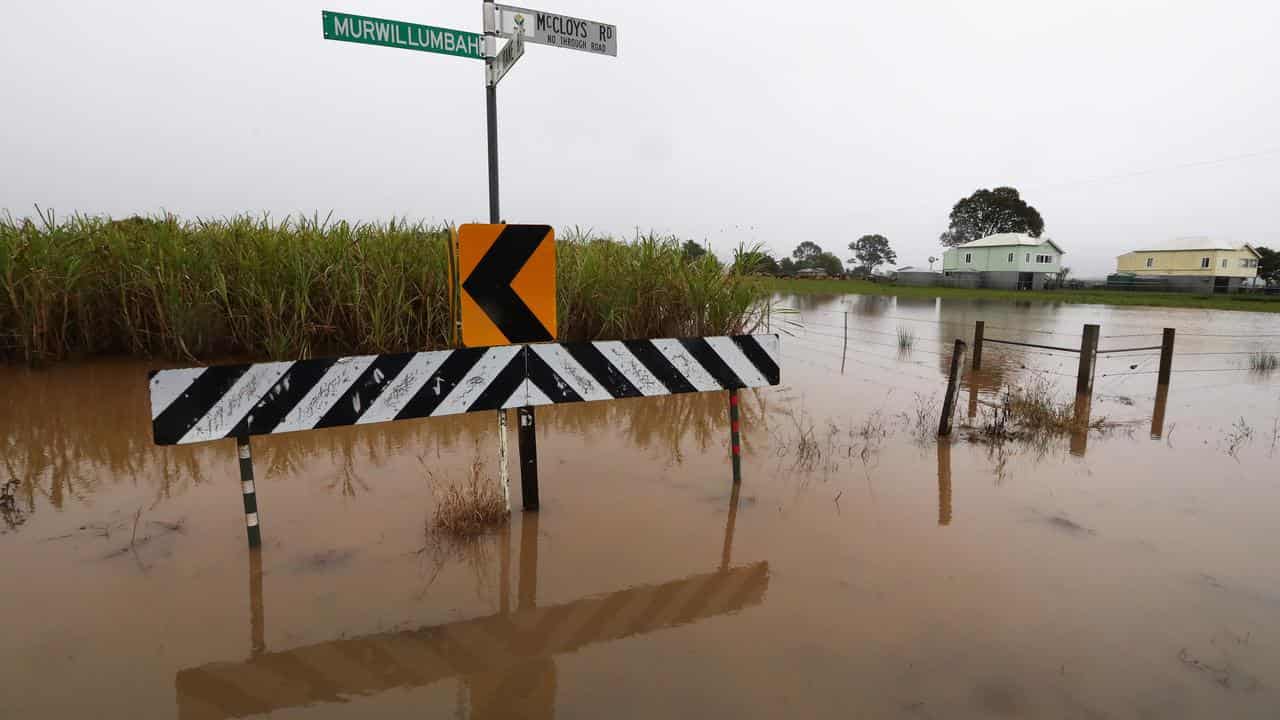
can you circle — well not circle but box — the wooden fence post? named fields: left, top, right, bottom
left=1157, top=328, right=1175, bottom=387
left=1076, top=324, right=1100, bottom=397
left=937, top=339, right=968, bottom=436
left=840, top=312, right=848, bottom=374
left=972, top=320, right=984, bottom=370
left=1150, top=384, right=1170, bottom=440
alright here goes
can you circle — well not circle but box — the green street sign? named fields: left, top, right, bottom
left=322, top=10, right=482, bottom=60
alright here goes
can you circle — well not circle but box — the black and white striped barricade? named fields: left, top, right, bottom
left=148, top=334, right=781, bottom=547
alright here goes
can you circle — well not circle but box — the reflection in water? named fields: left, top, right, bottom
left=893, top=297, right=938, bottom=313
left=247, top=550, right=265, bottom=656
left=181, top=485, right=765, bottom=720
left=518, top=514, right=539, bottom=611
left=1150, top=384, right=1170, bottom=440
left=849, top=294, right=891, bottom=317
left=937, top=440, right=952, bottom=526
left=1, top=361, right=773, bottom=524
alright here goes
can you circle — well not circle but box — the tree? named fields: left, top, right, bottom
left=814, top=252, right=844, bottom=277
left=940, top=186, right=1044, bottom=247
left=681, top=239, right=707, bottom=262
left=1255, top=246, right=1280, bottom=286
left=778, top=257, right=798, bottom=276
left=791, top=241, right=824, bottom=265
left=847, top=234, right=897, bottom=274
left=756, top=253, right=781, bottom=276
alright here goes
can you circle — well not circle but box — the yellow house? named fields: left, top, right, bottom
left=1116, top=238, right=1260, bottom=293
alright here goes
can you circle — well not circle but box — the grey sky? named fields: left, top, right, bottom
left=3, top=0, right=1278, bottom=277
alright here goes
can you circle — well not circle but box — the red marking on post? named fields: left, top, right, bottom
left=731, top=421, right=739, bottom=432
left=730, top=393, right=739, bottom=407
left=732, top=443, right=740, bottom=455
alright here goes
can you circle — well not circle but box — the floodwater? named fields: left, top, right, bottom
left=3, top=295, right=1280, bottom=719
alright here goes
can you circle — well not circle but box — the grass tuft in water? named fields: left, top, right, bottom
left=896, top=325, right=915, bottom=352
left=981, top=378, right=1108, bottom=441
left=428, top=459, right=509, bottom=538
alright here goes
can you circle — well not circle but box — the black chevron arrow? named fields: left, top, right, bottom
left=463, top=225, right=553, bottom=343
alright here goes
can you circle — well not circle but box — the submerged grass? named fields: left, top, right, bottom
left=896, top=325, right=915, bottom=352
left=0, top=212, right=768, bottom=364
left=427, top=458, right=509, bottom=538
left=980, top=378, right=1109, bottom=441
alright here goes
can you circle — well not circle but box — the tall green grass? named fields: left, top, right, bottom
left=0, top=212, right=768, bottom=364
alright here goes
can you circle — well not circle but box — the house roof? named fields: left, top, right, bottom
left=954, top=233, right=1064, bottom=253
left=1130, top=237, right=1258, bottom=254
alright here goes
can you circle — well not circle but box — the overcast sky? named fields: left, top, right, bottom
left=3, top=0, right=1278, bottom=277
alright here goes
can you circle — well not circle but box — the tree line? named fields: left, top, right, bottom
left=687, top=185, right=1279, bottom=284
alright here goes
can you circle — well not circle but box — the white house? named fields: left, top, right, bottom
left=941, top=233, right=1065, bottom=290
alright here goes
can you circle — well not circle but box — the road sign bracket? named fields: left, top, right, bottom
left=489, top=32, right=524, bottom=86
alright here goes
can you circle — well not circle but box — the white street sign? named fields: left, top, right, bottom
left=492, top=31, right=524, bottom=84
left=495, top=4, right=617, bottom=57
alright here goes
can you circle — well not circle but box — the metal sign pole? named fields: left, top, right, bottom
left=483, top=1, right=500, bottom=224
left=482, top=1, right=511, bottom=513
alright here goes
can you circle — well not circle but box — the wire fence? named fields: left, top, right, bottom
left=773, top=308, right=1280, bottom=388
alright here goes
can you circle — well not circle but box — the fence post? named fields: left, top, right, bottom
left=937, top=339, right=968, bottom=436
left=517, top=407, right=539, bottom=511
left=1150, top=384, right=1169, bottom=440
left=728, top=389, right=742, bottom=484
left=1076, top=324, right=1100, bottom=396
left=972, top=320, right=984, bottom=370
left=236, top=436, right=261, bottom=548
left=1157, top=328, right=1175, bottom=387
left=1070, top=391, right=1092, bottom=456
left=840, top=312, right=848, bottom=374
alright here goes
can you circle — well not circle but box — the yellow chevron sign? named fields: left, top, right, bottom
left=458, top=224, right=556, bottom=347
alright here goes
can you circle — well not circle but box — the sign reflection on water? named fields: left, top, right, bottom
left=176, top=488, right=766, bottom=720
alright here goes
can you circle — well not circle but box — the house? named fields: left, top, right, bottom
left=941, top=233, right=1064, bottom=290
left=892, top=266, right=942, bottom=287
left=794, top=268, right=829, bottom=279
left=1114, top=238, right=1260, bottom=293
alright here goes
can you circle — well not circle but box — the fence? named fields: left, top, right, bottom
left=771, top=305, right=1279, bottom=444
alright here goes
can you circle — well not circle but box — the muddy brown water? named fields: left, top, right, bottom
left=3, top=295, right=1280, bottom=718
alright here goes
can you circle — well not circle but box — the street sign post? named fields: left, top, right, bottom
left=321, top=3, right=618, bottom=515
left=322, top=10, right=482, bottom=59
left=496, top=4, right=617, bottom=56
